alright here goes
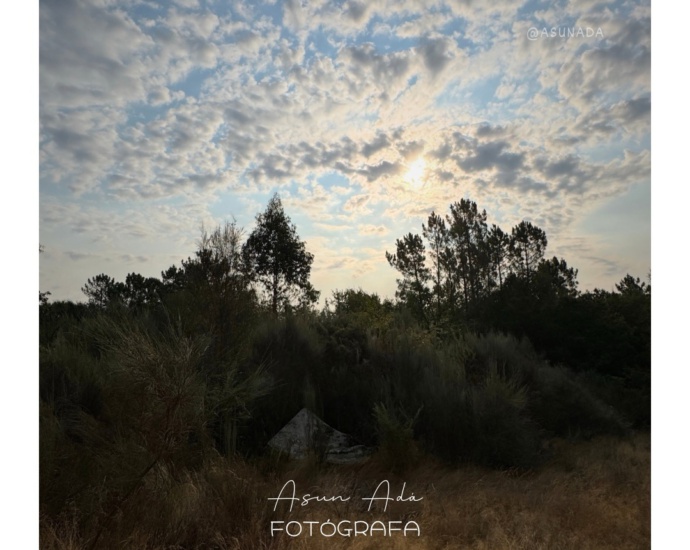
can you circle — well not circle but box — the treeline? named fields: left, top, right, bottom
left=72, top=193, right=318, bottom=315
left=386, top=199, right=650, bottom=426
left=386, top=199, right=572, bottom=324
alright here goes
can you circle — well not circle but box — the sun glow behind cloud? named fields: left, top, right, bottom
left=404, top=157, right=427, bottom=190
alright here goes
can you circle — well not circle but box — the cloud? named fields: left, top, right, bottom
left=40, top=0, right=154, bottom=110
left=65, top=251, right=99, bottom=262
left=343, top=42, right=413, bottom=88
left=617, top=95, right=651, bottom=123
left=343, top=194, right=371, bottom=213
left=556, top=17, right=650, bottom=108
left=314, top=222, right=347, bottom=233
left=534, top=154, right=582, bottom=179
left=582, top=256, right=623, bottom=278
left=357, top=160, right=404, bottom=182
left=458, top=141, right=525, bottom=173
left=343, top=0, right=370, bottom=23
left=475, top=124, right=507, bottom=138
left=283, top=0, right=308, bottom=33
left=417, top=36, right=456, bottom=77
left=148, top=86, right=173, bottom=106
left=573, top=95, right=650, bottom=140
left=361, top=132, right=391, bottom=158
left=358, top=224, right=389, bottom=235
left=397, top=139, right=425, bottom=160
left=119, top=254, right=150, bottom=264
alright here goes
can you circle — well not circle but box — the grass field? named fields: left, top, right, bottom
left=40, top=432, right=650, bottom=549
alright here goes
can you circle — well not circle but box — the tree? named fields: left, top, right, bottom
left=615, top=274, right=650, bottom=296
left=422, top=212, right=451, bottom=321
left=169, top=221, right=250, bottom=299
left=123, top=273, right=163, bottom=309
left=386, top=232, right=431, bottom=323
left=242, top=193, right=319, bottom=313
left=39, top=245, right=49, bottom=305
left=487, top=224, right=510, bottom=290
left=447, top=199, right=489, bottom=307
left=330, top=288, right=383, bottom=316
left=509, top=220, right=547, bottom=280
left=81, top=274, right=125, bottom=307
left=197, top=221, right=246, bottom=287
left=39, top=291, right=51, bottom=306
left=534, top=257, right=579, bottom=300
left=161, top=264, right=187, bottom=293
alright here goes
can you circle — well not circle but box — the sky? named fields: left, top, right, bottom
left=39, top=0, right=651, bottom=304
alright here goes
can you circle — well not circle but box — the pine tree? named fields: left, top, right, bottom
left=242, top=193, right=319, bottom=313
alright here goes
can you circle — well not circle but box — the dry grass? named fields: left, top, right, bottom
left=40, top=433, right=650, bottom=550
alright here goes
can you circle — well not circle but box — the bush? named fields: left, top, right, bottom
left=467, top=374, right=541, bottom=468
left=471, top=333, right=628, bottom=437
left=373, top=402, right=421, bottom=472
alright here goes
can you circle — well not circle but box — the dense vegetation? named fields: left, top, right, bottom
left=39, top=193, right=650, bottom=548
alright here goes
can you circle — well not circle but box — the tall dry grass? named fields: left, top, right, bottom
left=40, top=433, right=650, bottom=549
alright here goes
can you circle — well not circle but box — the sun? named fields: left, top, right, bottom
left=404, top=157, right=427, bottom=190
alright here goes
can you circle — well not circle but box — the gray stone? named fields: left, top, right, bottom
left=267, top=408, right=372, bottom=464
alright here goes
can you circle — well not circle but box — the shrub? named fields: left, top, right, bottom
left=467, top=374, right=541, bottom=468
left=373, top=402, right=421, bottom=472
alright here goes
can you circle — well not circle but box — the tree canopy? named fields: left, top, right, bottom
left=242, top=193, right=319, bottom=313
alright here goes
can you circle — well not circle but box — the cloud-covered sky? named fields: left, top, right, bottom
left=39, top=0, right=651, bottom=303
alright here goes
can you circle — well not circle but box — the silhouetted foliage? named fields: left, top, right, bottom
left=616, top=273, right=651, bottom=296
left=39, top=290, right=51, bottom=306
left=422, top=211, right=451, bottom=321
left=81, top=274, right=125, bottom=308
left=509, top=220, right=548, bottom=280
left=386, top=197, right=650, bottom=427
left=122, top=273, right=163, bottom=309
left=242, top=193, right=319, bottom=314
left=447, top=199, right=490, bottom=308
left=386, top=233, right=431, bottom=324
